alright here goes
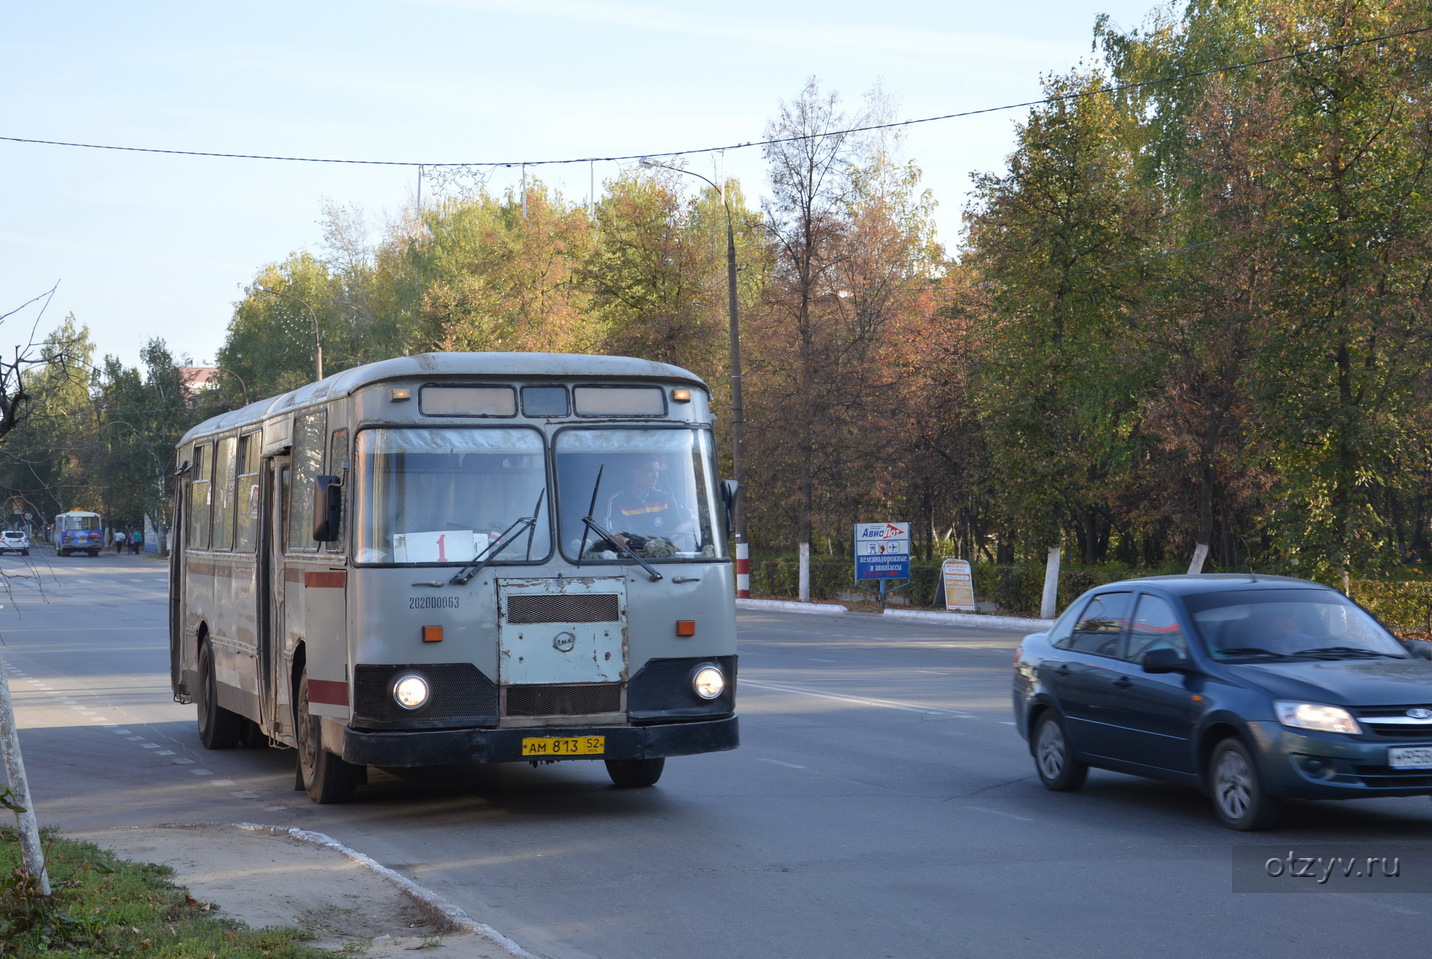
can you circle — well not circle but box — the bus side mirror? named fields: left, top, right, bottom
left=313, top=475, right=342, bottom=542
left=720, top=480, right=739, bottom=537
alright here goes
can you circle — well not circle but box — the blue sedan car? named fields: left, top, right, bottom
left=1013, top=574, right=1432, bottom=830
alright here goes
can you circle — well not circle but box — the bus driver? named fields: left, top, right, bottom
left=604, top=456, right=695, bottom=553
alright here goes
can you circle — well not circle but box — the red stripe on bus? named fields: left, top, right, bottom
left=307, top=678, right=349, bottom=707
left=304, top=570, right=347, bottom=589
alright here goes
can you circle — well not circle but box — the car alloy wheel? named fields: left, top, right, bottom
left=1034, top=713, right=1088, bottom=792
left=1210, top=738, right=1279, bottom=831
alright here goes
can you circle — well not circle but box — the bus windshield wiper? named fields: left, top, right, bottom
left=450, top=516, right=536, bottom=585
left=580, top=514, right=663, bottom=582
left=449, top=490, right=546, bottom=585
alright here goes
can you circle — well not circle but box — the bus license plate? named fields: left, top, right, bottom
left=1388, top=746, right=1432, bottom=770
left=522, top=736, right=605, bottom=757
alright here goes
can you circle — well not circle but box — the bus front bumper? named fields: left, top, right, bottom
left=329, top=715, right=739, bottom=768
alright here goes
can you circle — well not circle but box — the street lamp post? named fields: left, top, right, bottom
left=640, top=159, right=748, bottom=596
left=256, top=286, right=324, bottom=381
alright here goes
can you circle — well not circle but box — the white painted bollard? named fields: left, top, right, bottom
left=1040, top=546, right=1061, bottom=620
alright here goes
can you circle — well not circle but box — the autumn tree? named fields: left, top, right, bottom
left=746, top=80, right=869, bottom=566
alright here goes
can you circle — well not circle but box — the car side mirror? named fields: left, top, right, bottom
left=1142, top=646, right=1193, bottom=674
left=1401, top=640, right=1432, bottom=661
left=312, top=474, right=342, bottom=542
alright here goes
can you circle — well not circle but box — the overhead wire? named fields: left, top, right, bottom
left=1, top=24, right=1427, bottom=171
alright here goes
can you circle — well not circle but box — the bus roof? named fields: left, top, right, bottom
left=178, top=352, right=710, bottom=446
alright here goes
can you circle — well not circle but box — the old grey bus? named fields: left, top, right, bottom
left=169, top=353, right=739, bottom=802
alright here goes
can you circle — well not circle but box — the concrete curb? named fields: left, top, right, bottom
left=881, top=608, right=1054, bottom=633
left=235, top=822, right=542, bottom=959
left=736, top=597, right=1053, bottom=633
left=736, top=598, right=848, bottom=615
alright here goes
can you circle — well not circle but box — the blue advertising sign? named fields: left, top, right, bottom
left=854, top=522, right=910, bottom=580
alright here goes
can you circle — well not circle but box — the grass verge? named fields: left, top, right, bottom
left=1, top=826, right=333, bottom=958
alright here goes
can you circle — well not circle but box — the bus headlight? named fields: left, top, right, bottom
left=692, top=665, right=725, bottom=700
left=392, top=672, right=431, bottom=710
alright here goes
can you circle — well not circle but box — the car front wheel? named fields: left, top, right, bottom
left=1033, top=712, right=1088, bottom=791
left=1209, top=738, right=1279, bottom=831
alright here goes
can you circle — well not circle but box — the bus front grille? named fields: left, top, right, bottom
left=505, top=593, right=620, bottom=624
left=505, top=683, right=623, bottom=717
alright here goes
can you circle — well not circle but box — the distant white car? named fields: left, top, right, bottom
left=0, top=530, right=30, bottom=555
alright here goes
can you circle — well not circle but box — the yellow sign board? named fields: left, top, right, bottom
left=941, top=559, right=976, bottom=612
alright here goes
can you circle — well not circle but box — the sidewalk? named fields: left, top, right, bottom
left=75, top=822, right=537, bottom=959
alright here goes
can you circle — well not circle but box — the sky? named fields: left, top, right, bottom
left=3, top=0, right=1168, bottom=372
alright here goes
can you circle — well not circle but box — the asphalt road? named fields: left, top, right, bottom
left=4, top=550, right=1431, bottom=959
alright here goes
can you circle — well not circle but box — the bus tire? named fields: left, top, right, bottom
left=297, top=669, right=360, bottom=804
left=605, top=757, right=665, bottom=788
left=196, top=641, right=244, bottom=750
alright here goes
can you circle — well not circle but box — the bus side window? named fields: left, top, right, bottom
left=287, top=410, right=326, bottom=553
left=325, top=429, right=348, bottom=554
left=212, top=436, right=238, bottom=551
left=189, top=443, right=213, bottom=549
left=234, top=432, right=261, bottom=553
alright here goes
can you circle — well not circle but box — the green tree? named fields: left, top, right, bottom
left=0, top=315, right=101, bottom=523
left=1245, top=0, right=1432, bottom=582
left=221, top=252, right=340, bottom=398
left=404, top=184, right=597, bottom=355
left=964, top=67, right=1153, bottom=563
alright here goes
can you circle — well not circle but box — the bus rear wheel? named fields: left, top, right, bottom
left=296, top=669, right=361, bottom=804
left=196, top=642, right=244, bottom=750
left=605, top=757, right=665, bottom=788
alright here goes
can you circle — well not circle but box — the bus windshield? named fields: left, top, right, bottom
left=353, top=427, right=552, bottom=565
left=555, top=427, right=725, bottom=562
left=59, top=513, right=101, bottom=531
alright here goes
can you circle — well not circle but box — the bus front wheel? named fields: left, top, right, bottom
left=296, top=669, right=361, bottom=804
left=196, top=642, right=244, bottom=750
left=605, top=757, right=664, bottom=788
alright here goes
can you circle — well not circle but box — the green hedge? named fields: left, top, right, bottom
left=747, top=557, right=1432, bottom=629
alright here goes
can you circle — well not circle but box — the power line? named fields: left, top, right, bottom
left=2, top=24, right=1427, bottom=172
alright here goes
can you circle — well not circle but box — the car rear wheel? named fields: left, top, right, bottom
left=1209, top=738, right=1279, bottom=831
left=1033, top=713, right=1088, bottom=791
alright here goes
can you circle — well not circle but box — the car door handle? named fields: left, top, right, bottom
left=1112, top=676, right=1133, bottom=688
left=1053, top=664, right=1071, bottom=676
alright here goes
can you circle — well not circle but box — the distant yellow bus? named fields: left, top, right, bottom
left=169, top=353, right=740, bottom=802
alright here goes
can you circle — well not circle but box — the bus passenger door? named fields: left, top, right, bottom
left=258, top=458, right=291, bottom=741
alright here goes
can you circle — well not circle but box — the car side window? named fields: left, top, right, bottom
left=1062, top=591, right=1132, bottom=656
left=1125, top=594, right=1188, bottom=662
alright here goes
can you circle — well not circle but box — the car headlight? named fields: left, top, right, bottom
left=692, top=665, right=725, bottom=700
left=1275, top=701, right=1361, bottom=735
left=392, top=672, right=431, bottom=710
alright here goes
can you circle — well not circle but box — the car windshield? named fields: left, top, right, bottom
left=1186, top=588, right=1408, bottom=660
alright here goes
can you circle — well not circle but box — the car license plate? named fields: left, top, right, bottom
left=1388, top=746, right=1432, bottom=770
left=522, top=736, right=605, bottom=757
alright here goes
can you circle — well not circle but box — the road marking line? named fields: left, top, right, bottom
left=741, top=679, right=977, bottom=717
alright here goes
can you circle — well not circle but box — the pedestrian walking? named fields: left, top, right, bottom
left=114, top=531, right=126, bottom=553
left=130, top=529, right=142, bottom=554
